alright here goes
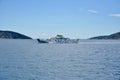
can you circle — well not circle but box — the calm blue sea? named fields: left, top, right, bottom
left=0, top=39, right=120, bottom=80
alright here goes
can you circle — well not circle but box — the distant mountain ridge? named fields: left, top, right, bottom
left=0, top=30, right=32, bottom=39
left=90, top=32, right=120, bottom=39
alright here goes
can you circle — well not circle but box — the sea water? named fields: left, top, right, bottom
left=0, top=39, right=120, bottom=80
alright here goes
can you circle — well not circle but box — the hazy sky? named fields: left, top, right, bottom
left=0, top=0, right=120, bottom=39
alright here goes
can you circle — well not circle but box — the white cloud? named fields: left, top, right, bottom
left=88, top=10, right=98, bottom=14
left=109, top=14, right=120, bottom=17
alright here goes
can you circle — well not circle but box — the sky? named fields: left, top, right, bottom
left=0, top=0, right=120, bottom=39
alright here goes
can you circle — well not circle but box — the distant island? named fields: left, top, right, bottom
left=0, top=30, right=32, bottom=39
left=90, top=32, right=120, bottom=40
left=1, top=30, right=120, bottom=41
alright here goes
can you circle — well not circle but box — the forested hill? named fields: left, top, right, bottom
left=90, top=32, right=120, bottom=39
left=0, top=30, right=32, bottom=39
